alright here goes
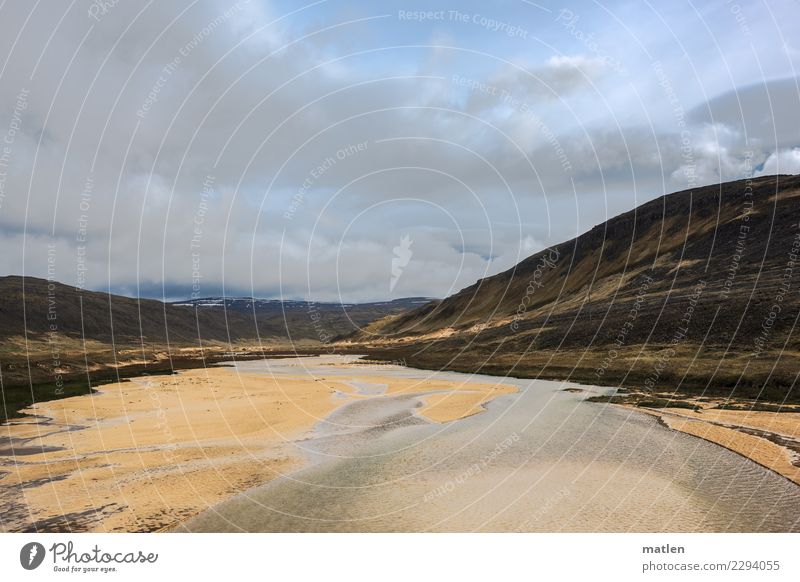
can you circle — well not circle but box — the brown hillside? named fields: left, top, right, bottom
left=348, top=175, right=800, bottom=402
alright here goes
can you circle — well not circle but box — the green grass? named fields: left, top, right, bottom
left=713, top=403, right=800, bottom=413
left=585, top=394, right=699, bottom=410
left=635, top=398, right=700, bottom=410
left=1, top=380, right=96, bottom=423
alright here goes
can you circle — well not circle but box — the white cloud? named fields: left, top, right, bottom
left=755, top=148, right=800, bottom=177
left=0, top=2, right=797, bottom=301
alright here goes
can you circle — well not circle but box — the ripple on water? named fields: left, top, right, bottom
left=182, top=356, right=800, bottom=532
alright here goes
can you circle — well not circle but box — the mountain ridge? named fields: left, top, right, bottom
left=346, top=174, right=800, bottom=402
left=0, top=276, right=424, bottom=419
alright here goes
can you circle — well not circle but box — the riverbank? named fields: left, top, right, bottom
left=356, top=345, right=800, bottom=404
left=0, top=341, right=323, bottom=422
left=0, top=358, right=514, bottom=532
left=621, top=399, right=800, bottom=486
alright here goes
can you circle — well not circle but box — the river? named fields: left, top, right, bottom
left=182, top=355, right=800, bottom=532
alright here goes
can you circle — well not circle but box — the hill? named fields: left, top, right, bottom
left=0, top=277, right=424, bottom=419
left=346, top=174, right=800, bottom=402
left=170, top=296, right=431, bottom=342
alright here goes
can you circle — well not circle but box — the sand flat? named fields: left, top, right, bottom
left=415, top=384, right=517, bottom=423
left=368, top=375, right=516, bottom=423
left=0, top=362, right=515, bottom=532
left=666, top=407, right=800, bottom=439
left=633, top=406, right=800, bottom=485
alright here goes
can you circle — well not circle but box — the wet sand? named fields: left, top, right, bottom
left=0, top=359, right=514, bottom=532
left=183, top=361, right=800, bottom=532
left=632, top=405, right=800, bottom=485
left=5, top=355, right=800, bottom=533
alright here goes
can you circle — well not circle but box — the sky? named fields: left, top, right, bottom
left=0, top=0, right=798, bottom=302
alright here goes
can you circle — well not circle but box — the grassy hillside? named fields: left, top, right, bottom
left=348, top=174, right=800, bottom=402
left=0, top=278, right=423, bottom=419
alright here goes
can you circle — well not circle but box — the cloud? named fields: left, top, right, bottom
left=756, top=148, right=800, bottom=177
left=0, top=1, right=797, bottom=302
left=464, top=54, right=609, bottom=117
left=688, top=78, right=800, bottom=151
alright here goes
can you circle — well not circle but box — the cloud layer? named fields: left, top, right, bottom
left=1, top=0, right=798, bottom=301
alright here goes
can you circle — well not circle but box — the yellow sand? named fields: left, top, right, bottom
left=634, top=406, right=800, bottom=485
left=666, top=407, right=800, bottom=440
left=378, top=376, right=517, bottom=423
left=0, top=365, right=514, bottom=532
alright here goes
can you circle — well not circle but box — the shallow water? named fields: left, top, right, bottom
left=184, top=355, right=800, bottom=532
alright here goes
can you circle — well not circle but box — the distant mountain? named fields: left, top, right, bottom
left=169, top=296, right=433, bottom=342
left=347, top=174, right=800, bottom=402
left=0, top=276, right=427, bottom=392
left=171, top=296, right=431, bottom=315
left=0, top=276, right=253, bottom=345
left=0, top=277, right=430, bottom=345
